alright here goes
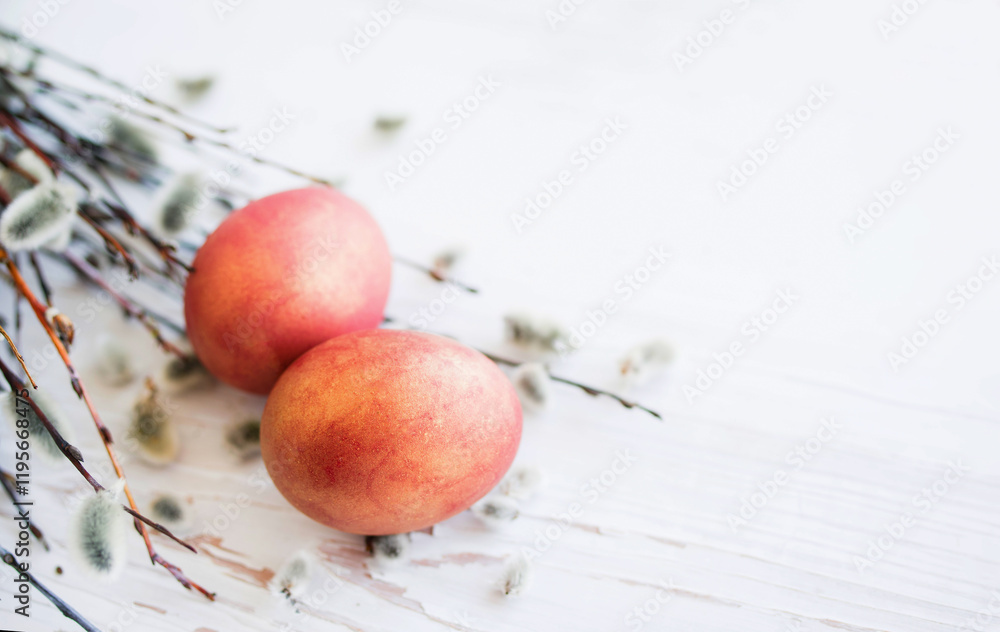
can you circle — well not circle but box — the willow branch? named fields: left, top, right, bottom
left=60, top=250, right=185, bottom=357
left=481, top=350, right=662, bottom=420
left=0, top=468, right=48, bottom=551
left=0, top=544, right=101, bottom=632
left=0, top=109, right=58, bottom=171
left=0, top=357, right=97, bottom=489
left=0, top=247, right=213, bottom=599
left=0, top=30, right=231, bottom=134
left=28, top=252, right=53, bottom=306
left=394, top=256, right=479, bottom=294
left=77, top=205, right=140, bottom=278
left=0, top=323, right=37, bottom=388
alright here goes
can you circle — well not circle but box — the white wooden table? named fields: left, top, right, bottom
left=1, top=1, right=999, bottom=630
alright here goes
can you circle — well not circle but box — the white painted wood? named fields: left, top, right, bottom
left=1, top=1, right=998, bottom=631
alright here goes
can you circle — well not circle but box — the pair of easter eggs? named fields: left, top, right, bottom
left=183, top=189, right=521, bottom=535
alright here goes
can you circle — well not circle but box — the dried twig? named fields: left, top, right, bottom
left=0, top=544, right=101, bottom=632
left=0, top=152, right=42, bottom=184
left=0, top=28, right=231, bottom=134
left=0, top=357, right=97, bottom=488
left=0, top=108, right=59, bottom=172
left=0, top=323, right=37, bottom=388
left=27, top=252, right=53, bottom=306
left=394, top=256, right=479, bottom=293
left=481, top=350, right=663, bottom=420
left=77, top=204, right=140, bottom=278
left=0, top=467, right=48, bottom=551
left=0, top=358, right=197, bottom=555
left=0, top=248, right=213, bottom=599
left=59, top=250, right=186, bottom=357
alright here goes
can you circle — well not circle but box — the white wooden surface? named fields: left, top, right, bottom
left=1, top=1, right=999, bottom=631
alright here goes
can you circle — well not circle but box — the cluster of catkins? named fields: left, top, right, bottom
left=0, top=337, right=261, bottom=580
left=503, top=312, right=675, bottom=413
left=261, top=463, right=547, bottom=604
left=0, top=116, right=210, bottom=254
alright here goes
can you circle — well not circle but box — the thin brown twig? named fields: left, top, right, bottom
left=0, top=323, right=37, bottom=388
left=4, top=87, right=189, bottom=280
left=479, top=350, right=663, bottom=421
left=0, top=468, right=49, bottom=551
left=394, top=256, right=479, bottom=294
left=0, top=358, right=95, bottom=487
left=27, top=252, right=53, bottom=306
left=0, top=248, right=214, bottom=600
left=0, top=152, right=42, bottom=185
left=0, top=109, right=58, bottom=171
left=5, top=60, right=335, bottom=187
left=0, top=31, right=232, bottom=134
left=0, top=359, right=197, bottom=555
left=104, top=199, right=193, bottom=274
left=76, top=205, right=140, bottom=278
left=60, top=250, right=186, bottom=357
left=0, top=544, right=101, bottom=632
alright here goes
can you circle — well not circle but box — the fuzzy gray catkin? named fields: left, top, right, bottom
left=503, top=313, right=570, bottom=354
left=70, top=481, right=129, bottom=579
left=366, top=534, right=411, bottom=562
left=226, top=418, right=261, bottom=460
left=148, top=493, right=188, bottom=529
left=107, top=117, right=158, bottom=163
left=270, top=551, right=315, bottom=599
left=471, top=496, right=520, bottom=527
left=129, top=385, right=180, bottom=466
left=498, top=465, right=545, bottom=500
left=0, top=181, right=78, bottom=252
left=153, top=172, right=205, bottom=237
left=94, top=336, right=136, bottom=387
left=159, top=352, right=215, bottom=394
left=619, top=339, right=675, bottom=386
left=2, top=389, right=76, bottom=464
left=0, top=147, right=54, bottom=199
left=512, top=363, right=551, bottom=412
left=500, top=551, right=534, bottom=597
